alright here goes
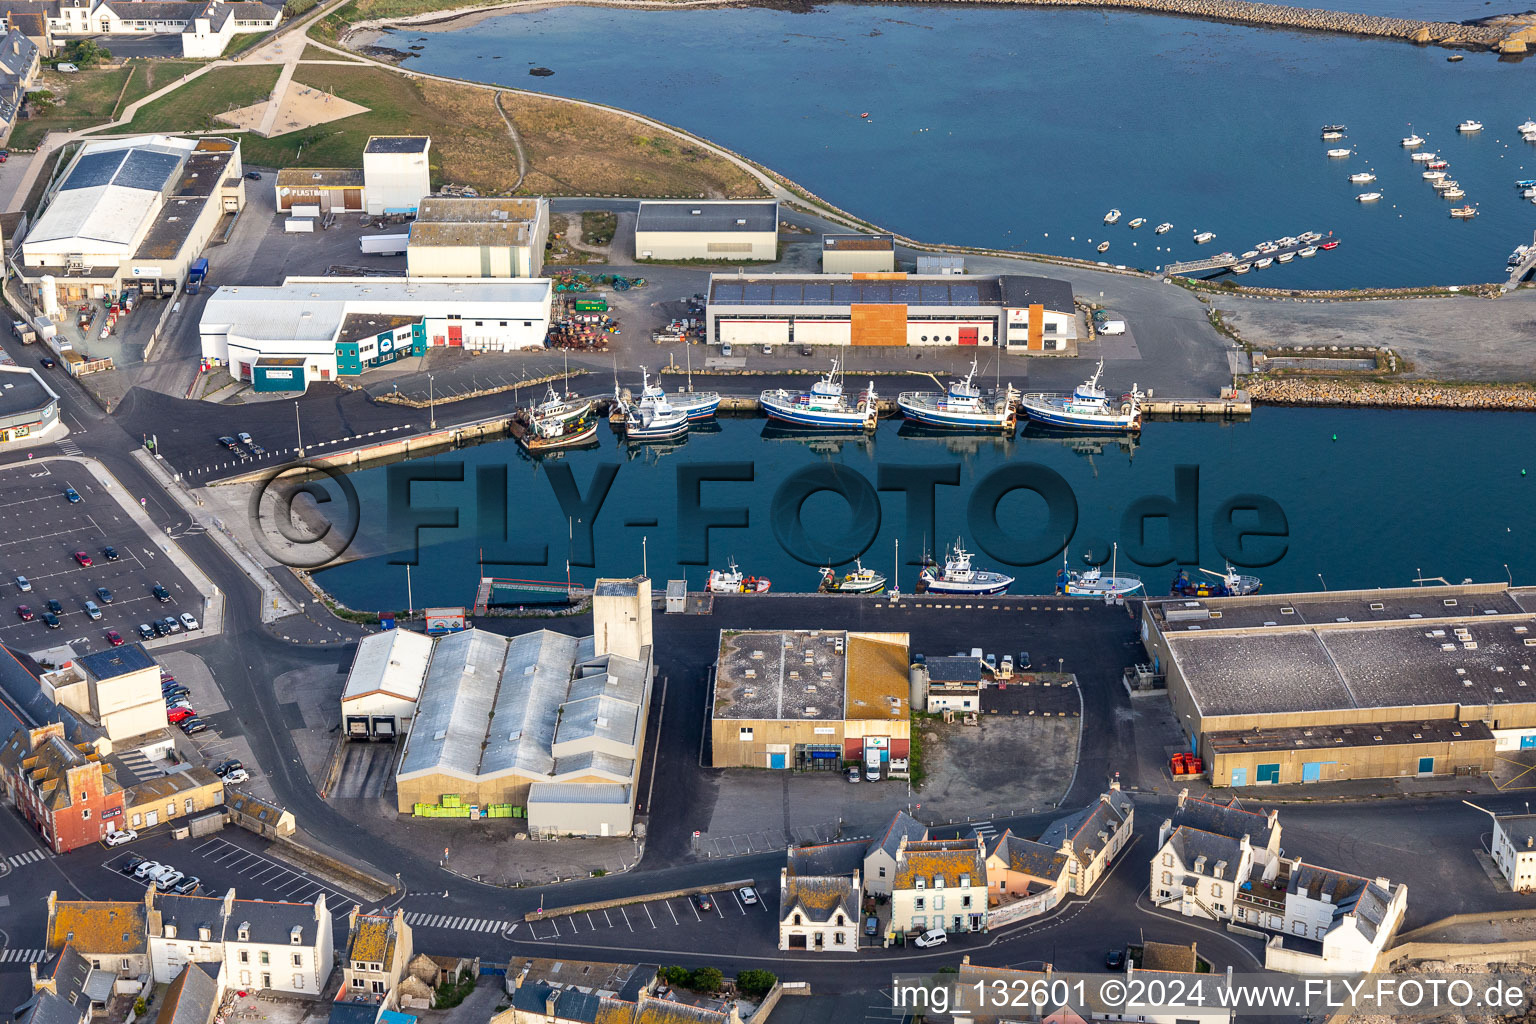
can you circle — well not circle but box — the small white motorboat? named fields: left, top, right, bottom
left=1449, top=204, right=1477, bottom=218
left=1432, top=178, right=1458, bottom=191
left=1423, top=169, right=1446, bottom=180
left=1441, top=188, right=1466, bottom=199
left=1277, top=251, right=1295, bottom=263
left=1104, top=209, right=1121, bottom=224
left=1356, top=192, right=1382, bottom=202
left=1299, top=231, right=1322, bottom=242
left=1254, top=256, right=1274, bottom=268
left=1320, top=123, right=1347, bottom=134
left=1458, top=119, right=1483, bottom=133
left=1402, top=133, right=1424, bottom=147
left=1193, top=231, right=1216, bottom=244
left=1519, top=119, right=1536, bottom=134
left=1298, top=245, right=1318, bottom=258
left=1327, top=148, right=1351, bottom=158
left=1240, top=250, right=1258, bottom=260
left=1097, top=241, right=1110, bottom=253
left=1524, top=187, right=1536, bottom=199
left=1154, top=222, right=1172, bottom=234
left=1232, top=263, right=1251, bottom=274
left=1128, top=217, right=1146, bottom=228
left=1321, top=130, right=1344, bottom=140
left=1411, top=151, right=1437, bottom=162
left=1349, top=172, right=1376, bottom=183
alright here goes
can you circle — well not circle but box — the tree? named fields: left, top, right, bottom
left=63, top=39, right=111, bottom=67
left=659, top=966, right=691, bottom=988
left=735, top=970, right=777, bottom=999
left=688, top=967, right=723, bottom=993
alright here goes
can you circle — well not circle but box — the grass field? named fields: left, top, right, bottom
left=123, top=65, right=282, bottom=134
left=6, top=66, right=130, bottom=149
left=115, top=61, right=203, bottom=116
left=301, top=43, right=358, bottom=59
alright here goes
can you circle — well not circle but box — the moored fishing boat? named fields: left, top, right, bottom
left=897, top=359, right=1018, bottom=431
left=819, top=561, right=887, bottom=594
left=1056, top=545, right=1142, bottom=598
left=1170, top=564, right=1263, bottom=597
left=622, top=391, right=690, bottom=441
left=760, top=359, right=879, bottom=430
left=516, top=403, right=600, bottom=452
left=1450, top=204, right=1477, bottom=218
left=636, top=366, right=720, bottom=421
left=918, top=541, right=1013, bottom=596
left=1018, top=360, right=1143, bottom=433
left=707, top=558, right=770, bottom=594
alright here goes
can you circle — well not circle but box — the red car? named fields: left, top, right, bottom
left=16, top=605, right=33, bottom=621
left=73, top=551, right=93, bottom=567
left=105, top=629, right=124, bottom=647
left=167, top=706, right=196, bottom=724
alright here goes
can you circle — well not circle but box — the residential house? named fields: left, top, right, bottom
left=983, top=830, right=1069, bottom=926
left=0, top=6, right=53, bottom=59
left=496, top=959, right=737, bottom=1024
left=0, top=28, right=39, bottom=137
left=922, top=655, right=983, bottom=713
left=155, top=963, right=223, bottom=1024
left=1266, top=860, right=1406, bottom=974
left=340, top=907, right=413, bottom=1007
left=889, top=835, right=987, bottom=938
left=0, top=722, right=126, bottom=852
left=1166, top=790, right=1282, bottom=867
left=122, top=768, right=224, bottom=832
left=46, top=892, right=150, bottom=978
left=1492, top=813, right=1536, bottom=893
left=1036, top=782, right=1134, bottom=897
left=1151, top=789, right=1282, bottom=922
left=778, top=860, right=862, bottom=952
left=148, top=889, right=334, bottom=996
left=863, top=811, right=926, bottom=896
left=18, top=947, right=94, bottom=1024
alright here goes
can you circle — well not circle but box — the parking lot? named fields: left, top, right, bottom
left=518, top=886, right=776, bottom=953
left=0, top=462, right=205, bottom=654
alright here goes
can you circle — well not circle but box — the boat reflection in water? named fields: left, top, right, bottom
left=761, top=421, right=874, bottom=453
left=619, top=420, right=719, bottom=461
left=1020, top=422, right=1141, bottom=460
left=896, top=420, right=1017, bottom=454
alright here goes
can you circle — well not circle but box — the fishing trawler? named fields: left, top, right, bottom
left=707, top=558, right=771, bottom=594
left=1018, top=360, right=1143, bottom=433
left=1170, top=564, right=1263, bottom=597
left=917, top=542, right=1014, bottom=596
left=896, top=360, right=1018, bottom=430
left=636, top=366, right=720, bottom=420
left=819, top=561, right=887, bottom=594
left=760, top=360, right=879, bottom=430
left=622, top=391, right=690, bottom=441
left=515, top=402, right=599, bottom=452
left=1056, top=545, right=1142, bottom=598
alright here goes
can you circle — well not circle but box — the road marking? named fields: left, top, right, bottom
left=665, top=901, right=678, bottom=926
left=6, top=849, right=50, bottom=867
left=0, top=949, right=49, bottom=962
left=620, top=906, right=632, bottom=932
left=643, top=903, right=656, bottom=930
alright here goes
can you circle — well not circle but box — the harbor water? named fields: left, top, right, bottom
left=316, top=408, right=1536, bottom=609
left=395, top=2, right=1536, bottom=289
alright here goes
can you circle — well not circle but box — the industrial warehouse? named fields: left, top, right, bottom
left=276, top=136, right=431, bottom=217
left=709, top=630, right=911, bottom=774
left=197, top=276, right=553, bottom=391
left=705, top=273, right=1077, bottom=350
left=336, top=579, right=655, bottom=837
left=1139, top=582, right=1536, bottom=787
left=633, top=199, right=779, bottom=261
left=406, top=196, right=550, bottom=278
left=18, top=135, right=245, bottom=309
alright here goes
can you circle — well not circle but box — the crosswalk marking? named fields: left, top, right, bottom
left=972, top=822, right=999, bottom=841
left=7, top=849, right=50, bottom=868
left=0, top=949, right=49, bottom=963
left=56, top=440, right=83, bottom=456
left=404, top=912, right=510, bottom=933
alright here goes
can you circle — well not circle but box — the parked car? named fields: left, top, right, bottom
left=179, top=612, right=200, bottom=630
left=846, top=766, right=861, bottom=783
left=42, top=612, right=60, bottom=629
left=40, top=357, right=56, bottom=368
left=160, top=616, right=181, bottom=634
left=163, top=685, right=190, bottom=699
left=865, top=916, right=879, bottom=936
left=132, top=860, right=163, bottom=880
left=102, top=546, right=119, bottom=561
left=1105, top=949, right=1126, bottom=971
left=54, top=61, right=78, bottom=72
left=180, top=718, right=208, bottom=735
left=216, top=436, right=238, bottom=450
left=73, top=550, right=92, bottom=566
left=221, top=768, right=249, bottom=784
left=738, top=886, right=758, bottom=906
left=172, top=876, right=201, bottom=894
left=213, top=760, right=243, bottom=776
left=913, top=929, right=948, bottom=948
left=693, top=893, right=713, bottom=912
left=152, top=584, right=171, bottom=602
left=120, top=854, right=146, bottom=875
left=1018, top=651, right=1031, bottom=670
left=45, top=599, right=62, bottom=615
left=15, top=575, right=30, bottom=592
left=243, top=171, right=262, bottom=181
left=83, top=600, right=102, bottom=620
left=167, top=706, right=196, bottom=724
left=16, top=605, right=32, bottom=621
left=249, top=444, right=266, bottom=457
left=64, top=487, right=81, bottom=503
left=104, top=828, right=138, bottom=847
left=152, top=620, right=171, bottom=637
left=137, top=623, right=155, bottom=640
left=105, top=629, right=124, bottom=647
left=237, top=432, right=253, bottom=446
left=153, top=870, right=185, bottom=890
left=96, top=587, right=113, bottom=604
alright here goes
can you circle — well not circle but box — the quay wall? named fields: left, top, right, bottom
left=1249, top=377, right=1536, bottom=410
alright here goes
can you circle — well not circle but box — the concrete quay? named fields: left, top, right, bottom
left=1248, top=376, right=1536, bottom=410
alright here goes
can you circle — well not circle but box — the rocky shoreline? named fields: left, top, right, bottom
left=1248, top=377, right=1536, bottom=410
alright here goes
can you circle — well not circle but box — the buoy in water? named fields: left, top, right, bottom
left=860, top=112, right=870, bottom=119
left=1332, top=434, right=1338, bottom=441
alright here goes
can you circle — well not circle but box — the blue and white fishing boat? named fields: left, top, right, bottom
left=760, top=359, right=879, bottom=430
left=1170, top=564, right=1263, bottom=598
left=1019, top=360, right=1143, bottom=433
left=623, top=391, right=690, bottom=442
left=918, top=540, right=1014, bottom=596
left=896, top=359, right=1018, bottom=431
left=638, top=366, right=720, bottom=421
left=1056, top=544, right=1143, bottom=598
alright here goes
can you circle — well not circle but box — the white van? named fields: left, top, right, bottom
left=864, top=748, right=881, bottom=782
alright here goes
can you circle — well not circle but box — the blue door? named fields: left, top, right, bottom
left=1301, top=761, right=1334, bottom=782
left=1230, top=767, right=1247, bottom=787
left=769, top=753, right=786, bottom=769
left=1418, top=756, right=1435, bottom=774
left=1522, top=735, right=1536, bottom=749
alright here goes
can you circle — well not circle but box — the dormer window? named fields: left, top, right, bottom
left=290, top=926, right=303, bottom=945
left=959, top=874, right=970, bottom=887
left=914, top=878, right=925, bottom=890
left=934, top=877, right=944, bottom=889
left=198, top=926, right=211, bottom=941
left=165, top=925, right=178, bottom=939
left=238, top=923, right=250, bottom=941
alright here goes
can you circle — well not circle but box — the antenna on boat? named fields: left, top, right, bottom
left=892, top=537, right=900, bottom=598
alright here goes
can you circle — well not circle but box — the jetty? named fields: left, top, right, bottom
left=1143, top=389, right=1251, bottom=419
left=1165, top=237, right=1338, bottom=278
left=1506, top=230, right=1536, bottom=292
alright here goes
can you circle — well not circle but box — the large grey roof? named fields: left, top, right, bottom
left=401, top=629, right=516, bottom=779
left=997, top=275, right=1074, bottom=313
left=22, top=947, right=92, bottom=1024
left=988, top=831, right=1068, bottom=880
left=509, top=984, right=600, bottom=1022
left=1038, top=792, right=1132, bottom=859
left=227, top=899, right=318, bottom=945
left=481, top=630, right=579, bottom=778
left=1168, top=827, right=1243, bottom=877
left=365, top=136, right=429, bottom=154
left=1171, top=796, right=1275, bottom=849
left=870, top=811, right=926, bottom=860
left=790, top=840, right=867, bottom=878
left=636, top=200, right=777, bottom=234
left=554, top=694, right=640, bottom=749
left=710, top=275, right=1002, bottom=310
left=527, top=782, right=630, bottom=805
left=154, top=893, right=228, bottom=940
left=0, top=367, right=57, bottom=422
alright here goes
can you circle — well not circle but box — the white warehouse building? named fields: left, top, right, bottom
left=407, top=196, right=549, bottom=278
left=340, top=628, right=434, bottom=741
left=706, top=273, right=1077, bottom=351
left=633, top=200, right=779, bottom=261
left=198, top=276, right=552, bottom=392
left=362, top=136, right=431, bottom=216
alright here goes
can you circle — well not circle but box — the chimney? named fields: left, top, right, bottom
left=1177, top=787, right=1189, bottom=810
left=1109, top=775, right=1121, bottom=792
left=1214, top=861, right=1226, bottom=880
left=1528, top=837, right=1534, bottom=850
left=543, top=989, right=558, bottom=1021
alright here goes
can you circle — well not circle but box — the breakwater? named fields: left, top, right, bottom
left=1249, top=377, right=1536, bottom=409
left=887, top=0, right=1512, bottom=49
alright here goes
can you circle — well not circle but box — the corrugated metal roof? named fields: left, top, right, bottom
left=527, top=782, right=630, bottom=804
left=343, top=629, right=433, bottom=703
left=400, top=629, right=510, bottom=779
left=480, top=630, right=577, bottom=778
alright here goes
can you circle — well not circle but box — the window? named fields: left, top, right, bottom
left=1212, top=885, right=1223, bottom=899
left=738, top=727, right=754, bottom=741
left=371, top=981, right=385, bottom=994
left=1162, top=853, right=1173, bottom=867
left=351, top=978, right=364, bottom=989
left=292, top=954, right=302, bottom=967
left=935, top=877, right=945, bottom=889
left=185, top=798, right=194, bottom=813
left=1256, top=763, right=1281, bottom=784
left=878, top=866, right=886, bottom=878
left=240, top=971, right=251, bottom=986
left=165, top=803, right=174, bottom=815
left=131, top=813, right=141, bottom=827
left=961, top=895, right=971, bottom=908
left=260, top=952, right=270, bottom=966
left=82, top=808, right=91, bottom=820
left=933, top=895, right=945, bottom=911
left=793, top=913, right=802, bottom=925
left=121, top=959, right=129, bottom=971
left=914, top=897, right=924, bottom=911
left=834, top=933, right=845, bottom=944
left=91, top=960, right=101, bottom=970
left=240, top=951, right=250, bottom=964
left=293, top=976, right=303, bottom=990
left=261, top=974, right=270, bottom=989
left=915, top=878, right=925, bottom=890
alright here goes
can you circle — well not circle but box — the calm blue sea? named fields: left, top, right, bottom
left=316, top=409, right=1536, bottom=609
left=396, top=2, right=1536, bottom=288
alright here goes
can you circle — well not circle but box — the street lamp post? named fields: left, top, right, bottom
left=428, top=373, right=436, bottom=430
left=294, top=401, right=304, bottom=458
